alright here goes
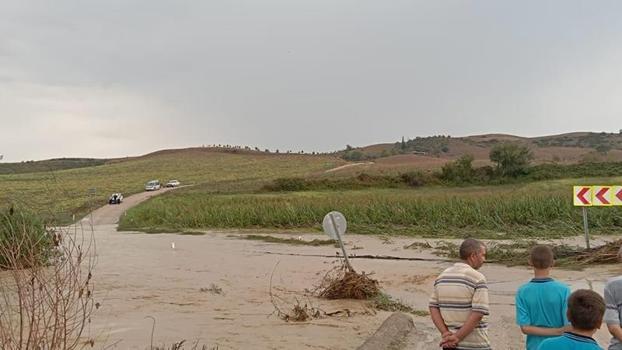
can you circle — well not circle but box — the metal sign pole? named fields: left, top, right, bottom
left=330, top=213, right=354, bottom=273
left=582, top=207, right=590, bottom=250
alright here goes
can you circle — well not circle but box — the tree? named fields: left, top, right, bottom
left=343, top=150, right=364, bottom=161
left=400, top=136, right=406, bottom=150
left=489, top=143, right=533, bottom=177
left=440, top=155, right=475, bottom=182
left=596, top=144, right=612, bottom=155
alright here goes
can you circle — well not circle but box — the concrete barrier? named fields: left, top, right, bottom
left=357, top=312, right=415, bottom=350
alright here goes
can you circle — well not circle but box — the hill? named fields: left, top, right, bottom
left=334, top=131, right=622, bottom=175
left=0, top=158, right=107, bottom=174
left=0, top=148, right=343, bottom=222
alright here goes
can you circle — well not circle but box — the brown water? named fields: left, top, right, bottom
left=25, top=190, right=622, bottom=348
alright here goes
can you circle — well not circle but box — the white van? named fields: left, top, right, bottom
left=145, top=180, right=161, bottom=191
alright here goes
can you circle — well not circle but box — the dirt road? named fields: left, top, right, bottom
left=79, top=191, right=620, bottom=349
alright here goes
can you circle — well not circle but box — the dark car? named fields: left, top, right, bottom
left=109, top=193, right=123, bottom=204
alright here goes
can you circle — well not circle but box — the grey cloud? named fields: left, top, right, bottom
left=1, top=1, right=622, bottom=161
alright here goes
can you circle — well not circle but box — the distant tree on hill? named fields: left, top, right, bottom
left=440, top=155, right=475, bottom=182
left=596, top=144, right=612, bottom=155
left=489, top=143, right=533, bottom=177
left=343, top=150, right=364, bottom=161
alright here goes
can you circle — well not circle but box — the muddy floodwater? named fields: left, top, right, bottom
left=64, top=191, right=622, bottom=349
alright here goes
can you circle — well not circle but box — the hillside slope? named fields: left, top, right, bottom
left=335, top=132, right=622, bottom=175
left=0, top=148, right=343, bottom=222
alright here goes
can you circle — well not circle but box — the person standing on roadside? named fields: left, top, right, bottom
left=516, top=245, right=571, bottom=350
left=537, top=289, right=604, bottom=350
left=604, top=246, right=622, bottom=350
left=429, top=238, right=491, bottom=350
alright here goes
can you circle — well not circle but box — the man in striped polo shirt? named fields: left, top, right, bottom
left=429, top=239, right=490, bottom=350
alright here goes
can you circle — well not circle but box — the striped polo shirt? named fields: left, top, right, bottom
left=429, top=262, right=490, bottom=350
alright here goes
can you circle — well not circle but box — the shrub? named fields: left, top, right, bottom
left=489, top=143, right=533, bottom=177
left=400, top=171, right=427, bottom=187
left=440, top=155, right=475, bottom=183
left=0, top=207, right=96, bottom=349
left=264, top=177, right=308, bottom=192
left=0, top=207, right=54, bottom=269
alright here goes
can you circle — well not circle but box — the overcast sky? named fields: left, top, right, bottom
left=1, top=1, right=621, bottom=161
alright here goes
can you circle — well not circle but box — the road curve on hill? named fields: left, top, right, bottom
left=83, top=187, right=176, bottom=226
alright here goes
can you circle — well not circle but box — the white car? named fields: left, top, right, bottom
left=166, top=180, right=180, bottom=188
left=145, top=180, right=161, bottom=191
left=109, top=193, right=123, bottom=204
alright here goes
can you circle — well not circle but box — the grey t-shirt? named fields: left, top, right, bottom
left=604, top=276, right=622, bottom=350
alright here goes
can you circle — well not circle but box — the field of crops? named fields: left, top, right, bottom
left=119, top=176, right=622, bottom=238
left=0, top=149, right=342, bottom=223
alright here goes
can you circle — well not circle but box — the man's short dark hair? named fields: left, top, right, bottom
left=567, top=289, right=605, bottom=331
left=459, top=239, right=484, bottom=260
left=530, top=245, right=554, bottom=269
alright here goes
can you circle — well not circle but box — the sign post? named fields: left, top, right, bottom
left=322, top=211, right=354, bottom=273
left=573, top=186, right=592, bottom=249
left=573, top=185, right=622, bottom=250
left=582, top=207, right=590, bottom=249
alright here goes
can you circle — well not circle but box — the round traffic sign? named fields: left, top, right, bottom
left=322, top=211, right=347, bottom=240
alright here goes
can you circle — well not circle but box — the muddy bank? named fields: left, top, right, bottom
left=81, top=224, right=620, bottom=349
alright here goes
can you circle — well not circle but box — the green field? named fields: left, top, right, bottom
left=119, top=176, right=622, bottom=238
left=0, top=150, right=343, bottom=223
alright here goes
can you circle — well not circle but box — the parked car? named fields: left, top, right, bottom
left=145, top=180, right=161, bottom=191
left=166, top=180, right=180, bottom=188
left=109, top=193, right=123, bottom=204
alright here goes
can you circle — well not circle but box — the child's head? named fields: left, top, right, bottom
left=567, top=289, right=605, bottom=331
left=529, top=244, right=554, bottom=269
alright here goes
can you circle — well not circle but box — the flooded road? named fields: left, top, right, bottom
left=73, top=191, right=622, bottom=349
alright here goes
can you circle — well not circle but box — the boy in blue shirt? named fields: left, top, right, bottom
left=538, top=289, right=605, bottom=349
left=516, top=245, right=571, bottom=349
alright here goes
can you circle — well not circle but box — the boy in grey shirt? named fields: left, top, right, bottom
left=604, top=246, right=622, bottom=350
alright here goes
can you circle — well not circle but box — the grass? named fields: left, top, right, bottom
left=234, top=234, right=336, bottom=246
left=119, top=176, right=622, bottom=238
left=0, top=150, right=343, bottom=224
left=371, top=293, right=429, bottom=317
left=431, top=239, right=622, bottom=268
left=0, top=158, right=107, bottom=175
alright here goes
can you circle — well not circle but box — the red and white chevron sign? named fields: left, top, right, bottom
left=593, top=186, right=612, bottom=206
left=574, top=186, right=592, bottom=206
left=613, top=186, right=622, bottom=206
left=574, top=185, right=622, bottom=207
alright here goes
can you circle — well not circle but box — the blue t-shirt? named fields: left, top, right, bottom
left=537, top=332, right=603, bottom=350
left=516, top=277, right=571, bottom=350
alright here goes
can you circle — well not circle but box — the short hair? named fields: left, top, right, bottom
left=459, top=239, right=484, bottom=260
left=567, top=289, right=605, bottom=331
left=529, top=245, right=554, bottom=269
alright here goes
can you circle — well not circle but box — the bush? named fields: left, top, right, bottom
left=342, top=150, right=365, bottom=161
left=0, top=207, right=96, bottom=349
left=489, top=143, right=533, bottom=177
left=0, top=207, right=54, bottom=269
left=400, top=171, right=427, bottom=187
left=264, top=177, right=308, bottom=192
left=440, top=155, right=475, bottom=183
